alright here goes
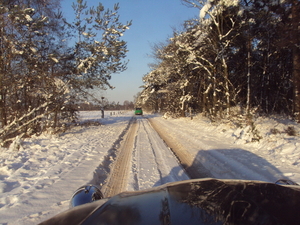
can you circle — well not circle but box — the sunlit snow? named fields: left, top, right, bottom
left=0, top=110, right=299, bottom=224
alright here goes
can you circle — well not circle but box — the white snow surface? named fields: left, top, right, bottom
left=0, top=111, right=300, bottom=224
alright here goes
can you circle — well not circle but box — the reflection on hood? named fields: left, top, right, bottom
left=40, top=178, right=300, bottom=225
left=167, top=179, right=300, bottom=224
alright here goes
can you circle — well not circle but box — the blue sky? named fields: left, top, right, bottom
left=61, top=0, right=199, bottom=104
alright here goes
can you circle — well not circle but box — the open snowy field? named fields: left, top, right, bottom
left=0, top=110, right=299, bottom=224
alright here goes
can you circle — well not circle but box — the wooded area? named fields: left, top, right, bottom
left=1, top=0, right=299, bottom=146
left=137, top=0, right=300, bottom=122
left=0, top=0, right=131, bottom=145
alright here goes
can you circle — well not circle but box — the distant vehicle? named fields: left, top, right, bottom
left=135, top=108, right=143, bottom=115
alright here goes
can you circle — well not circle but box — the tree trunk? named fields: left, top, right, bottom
left=212, top=70, right=217, bottom=117
left=246, top=24, right=251, bottom=116
left=222, top=57, right=230, bottom=115
left=0, top=91, right=7, bottom=127
left=292, top=0, right=300, bottom=122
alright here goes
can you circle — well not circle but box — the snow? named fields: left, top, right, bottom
left=30, top=47, right=37, bottom=53
left=50, top=57, right=58, bottom=63
left=0, top=111, right=300, bottom=224
left=200, top=2, right=212, bottom=20
left=156, top=113, right=300, bottom=182
left=25, top=14, right=32, bottom=22
left=129, top=118, right=189, bottom=191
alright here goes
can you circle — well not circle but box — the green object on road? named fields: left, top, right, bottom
left=135, top=108, right=143, bottom=115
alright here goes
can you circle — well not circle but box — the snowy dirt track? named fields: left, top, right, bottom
left=0, top=111, right=300, bottom=224
left=103, top=116, right=189, bottom=197
left=0, top=112, right=189, bottom=224
left=149, top=114, right=300, bottom=183
left=128, top=117, right=189, bottom=190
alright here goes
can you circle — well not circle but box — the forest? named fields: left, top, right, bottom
left=137, top=0, right=300, bottom=122
left=0, top=0, right=131, bottom=145
left=0, top=0, right=299, bottom=146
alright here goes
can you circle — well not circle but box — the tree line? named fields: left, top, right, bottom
left=79, top=100, right=134, bottom=111
left=0, top=0, right=131, bottom=145
left=137, top=0, right=300, bottom=121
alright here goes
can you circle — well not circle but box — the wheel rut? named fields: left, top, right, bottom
left=101, top=117, right=138, bottom=197
left=148, top=118, right=212, bottom=179
left=102, top=115, right=207, bottom=197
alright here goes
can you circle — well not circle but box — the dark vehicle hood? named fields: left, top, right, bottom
left=40, top=178, right=300, bottom=225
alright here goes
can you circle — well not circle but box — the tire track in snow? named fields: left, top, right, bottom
left=133, top=118, right=164, bottom=189
left=101, top=118, right=138, bottom=197
left=143, top=119, right=187, bottom=184
left=148, top=117, right=213, bottom=179
left=129, top=117, right=189, bottom=191
left=102, top=116, right=190, bottom=194
left=149, top=117, right=285, bottom=182
left=90, top=117, right=134, bottom=190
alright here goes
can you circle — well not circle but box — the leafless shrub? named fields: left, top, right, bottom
left=270, top=128, right=280, bottom=135
left=80, top=120, right=102, bottom=127
left=285, top=126, right=296, bottom=136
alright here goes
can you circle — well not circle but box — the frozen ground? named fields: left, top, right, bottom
left=152, top=114, right=300, bottom=182
left=0, top=111, right=299, bottom=224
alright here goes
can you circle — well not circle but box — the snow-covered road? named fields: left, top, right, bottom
left=102, top=116, right=189, bottom=198
left=128, top=117, right=189, bottom=191
left=0, top=112, right=189, bottom=224
left=150, top=115, right=299, bottom=183
left=0, top=111, right=299, bottom=224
